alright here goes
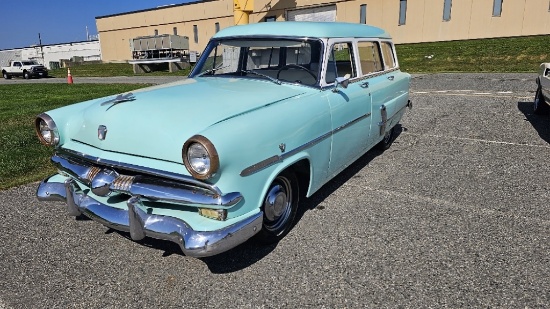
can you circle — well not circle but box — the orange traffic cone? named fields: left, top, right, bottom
left=67, top=68, right=73, bottom=84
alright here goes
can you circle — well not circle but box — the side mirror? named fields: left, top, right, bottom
left=332, top=74, right=350, bottom=92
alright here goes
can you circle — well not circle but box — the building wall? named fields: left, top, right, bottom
left=0, top=41, right=101, bottom=69
left=96, top=0, right=550, bottom=62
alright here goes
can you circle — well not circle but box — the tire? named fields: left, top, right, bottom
left=256, top=169, right=299, bottom=244
left=534, top=87, right=549, bottom=115
left=376, top=126, right=395, bottom=151
left=2, top=71, right=10, bottom=79
left=23, top=71, right=30, bottom=79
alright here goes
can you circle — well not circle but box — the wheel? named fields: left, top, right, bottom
left=376, top=126, right=395, bottom=151
left=23, top=71, right=30, bottom=79
left=2, top=71, right=10, bottom=79
left=534, top=86, right=549, bottom=115
left=256, top=170, right=299, bottom=244
left=276, top=64, right=317, bottom=80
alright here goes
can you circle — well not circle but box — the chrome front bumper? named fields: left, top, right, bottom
left=37, top=176, right=263, bottom=257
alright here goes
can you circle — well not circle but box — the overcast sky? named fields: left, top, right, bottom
left=0, top=0, right=191, bottom=50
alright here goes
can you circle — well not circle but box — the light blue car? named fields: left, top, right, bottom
left=35, top=22, right=412, bottom=257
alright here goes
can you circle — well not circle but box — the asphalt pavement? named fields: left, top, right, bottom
left=0, top=73, right=548, bottom=308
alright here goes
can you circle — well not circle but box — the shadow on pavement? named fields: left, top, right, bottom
left=517, top=101, right=550, bottom=144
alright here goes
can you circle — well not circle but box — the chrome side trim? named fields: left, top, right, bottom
left=240, top=112, right=371, bottom=177
left=37, top=179, right=262, bottom=257
left=51, top=154, right=242, bottom=209
left=58, top=148, right=222, bottom=195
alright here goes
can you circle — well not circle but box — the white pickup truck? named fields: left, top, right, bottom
left=2, top=60, right=48, bottom=79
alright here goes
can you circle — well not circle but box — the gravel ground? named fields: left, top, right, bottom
left=0, top=73, right=548, bottom=308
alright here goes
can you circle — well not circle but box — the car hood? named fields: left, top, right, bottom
left=68, top=77, right=309, bottom=164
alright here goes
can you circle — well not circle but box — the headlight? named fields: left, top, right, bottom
left=34, top=113, right=59, bottom=146
left=182, top=135, right=219, bottom=180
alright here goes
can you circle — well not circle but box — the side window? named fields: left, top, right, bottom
left=14, top=62, right=21, bottom=67
left=380, top=42, right=396, bottom=70
left=357, top=41, right=383, bottom=75
left=327, top=42, right=356, bottom=84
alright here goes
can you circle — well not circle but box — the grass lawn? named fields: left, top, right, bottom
left=0, top=84, right=151, bottom=190
left=396, top=35, right=550, bottom=73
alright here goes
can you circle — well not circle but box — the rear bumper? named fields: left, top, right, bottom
left=37, top=176, right=263, bottom=257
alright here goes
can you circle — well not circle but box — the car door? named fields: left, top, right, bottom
left=13, top=62, right=23, bottom=75
left=368, top=41, right=410, bottom=146
left=324, top=40, right=372, bottom=175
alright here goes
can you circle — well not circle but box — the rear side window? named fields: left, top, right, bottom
left=327, top=42, right=356, bottom=84
left=357, top=41, right=383, bottom=75
left=381, top=42, right=396, bottom=69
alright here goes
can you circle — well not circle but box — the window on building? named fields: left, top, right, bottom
left=215, top=22, right=220, bottom=33
left=357, top=41, right=382, bottom=75
left=264, top=16, right=276, bottom=22
left=154, top=29, right=159, bottom=36
left=443, top=0, right=452, bottom=21
left=193, top=25, right=198, bottom=43
left=399, top=0, right=407, bottom=25
left=492, top=0, right=503, bottom=17
left=360, top=4, right=367, bottom=24
left=173, top=27, right=178, bottom=35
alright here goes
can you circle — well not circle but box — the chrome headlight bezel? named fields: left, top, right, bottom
left=182, top=135, right=219, bottom=180
left=34, top=113, right=60, bottom=147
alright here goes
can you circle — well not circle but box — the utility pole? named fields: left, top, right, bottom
left=38, top=33, right=44, bottom=64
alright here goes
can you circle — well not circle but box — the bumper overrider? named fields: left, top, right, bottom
left=37, top=152, right=263, bottom=257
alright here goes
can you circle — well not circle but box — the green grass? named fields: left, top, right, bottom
left=396, top=35, right=550, bottom=73
left=0, top=84, right=151, bottom=190
left=48, top=62, right=192, bottom=77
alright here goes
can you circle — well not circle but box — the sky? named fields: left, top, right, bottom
left=0, top=0, right=192, bottom=50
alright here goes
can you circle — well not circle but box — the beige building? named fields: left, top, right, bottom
left=96, top=0, right=550, bottom=62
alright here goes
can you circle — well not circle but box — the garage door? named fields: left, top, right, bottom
left=286, top=5, right=336, bottom=22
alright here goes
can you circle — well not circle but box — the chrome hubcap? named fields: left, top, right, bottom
left=263, top=176, right=292, bottom=232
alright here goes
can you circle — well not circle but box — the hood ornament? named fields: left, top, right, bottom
left=98, top=125, right=107, bottom=140
left=101, top=93, right=136, bottom=110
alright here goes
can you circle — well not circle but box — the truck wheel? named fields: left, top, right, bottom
left=23, top=71, right=30, bottom=79
left=534, top=87, right=549, bottom=115
left=376, top=126, right=395, bottom=151
left=256, top=169, right=299, bottom=244
left=2, top=72, right=11, bottom=79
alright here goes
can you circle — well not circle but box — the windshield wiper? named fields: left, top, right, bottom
left=196, top=64, right=231, bottom=77
left=242, top=70, right=281, bottom=85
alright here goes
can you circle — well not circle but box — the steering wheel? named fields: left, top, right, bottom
left=276, top=64, right=317, bottom=80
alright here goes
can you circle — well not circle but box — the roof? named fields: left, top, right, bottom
left=95, top=0, right=216, bottom=19
left=213, top=22, right=391, bottom=39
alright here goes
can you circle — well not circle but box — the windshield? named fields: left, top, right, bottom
left=190, top=38, right=323, bottom=87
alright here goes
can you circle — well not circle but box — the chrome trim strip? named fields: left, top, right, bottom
left=51, top=154, right=242, bottom=208
left=240, top=112, right=371, bottom=177
left=58, top=148, right=222, bottom=195
left=37, top=179, right=263, bottom=257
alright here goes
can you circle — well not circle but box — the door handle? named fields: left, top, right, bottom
left=387, top=76, right=394, bottom=81
left=361, top=82, right=369, bottom=88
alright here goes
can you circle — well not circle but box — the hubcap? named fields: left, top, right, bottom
left=263, top=176, right=292, bottom=232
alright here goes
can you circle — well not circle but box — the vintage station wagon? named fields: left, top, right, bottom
left=36, top=22, right=411, bottom=257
